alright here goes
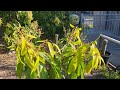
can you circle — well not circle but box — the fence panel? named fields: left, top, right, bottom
left=81, top=14, right=120, bottom=37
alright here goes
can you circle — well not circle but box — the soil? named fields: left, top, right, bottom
left=0, top=39, right=17, bottom=79
left=0, top=50, right=18, bottom=79
left=84, top=70, right=107, bottom=79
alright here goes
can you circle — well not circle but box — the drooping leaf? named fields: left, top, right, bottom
left=47, top=42, right=56, bottom=58
left=16, top=62, right=23, bottom=78
left=39, top=52, right=49, bottom=60
left=80, top=62, right=85, bottom=79
left=92, top=55, right=96, bottom=67
left=85, top=60, right=92, bottom=74
left=39, top=65, right=49, bottom=79
left=24, top=53, right=35, bottom=69
left=27, top=11, right=33, bottom=21
left=72, top=40, right=81, bottom=45
left=25, top=66, right=31, bottom=79
left=28, top=49, right=34, bottom=56
left=30, top=71, right=37, bottom=79
left=21, top=36, right=26, bottom=55
left=49, top=67, right=56, bottom=79
left=27, top=34, right=37, bottom=39
left=16, top=50, right=25, bottom=66
left=71, top=72, right=77, bottom=79
left=99, top=56, right=105, bottom=67
left=53, top=43, right=61, bottom=54
left=68, top=56, right=77, bottom=74
left=77, top=64, right=81, bottom=77
left=31, top=56, right=40, bottom=73
left=39, top=56, right=45, bottom=64
left=80, top=68, right=84, bottom=79
left=94, top=55, right=99, bottom=69
left=70, top=24, right=75, bottom=28
left=36, top=40, right=45, bottom=43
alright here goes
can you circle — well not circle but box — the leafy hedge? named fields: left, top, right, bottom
left=33, top=11, right=70, bottom=39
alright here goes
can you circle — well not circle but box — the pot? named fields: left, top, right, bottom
left=101, top=51, right=112, bottom=65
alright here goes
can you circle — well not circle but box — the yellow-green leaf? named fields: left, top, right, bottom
left=92, top=55, right=96, bottom=67
left=21, top=36, right=26, bottom=55
left=70, top=24, right=75, bottom=28
left=31, top=56, right=40, bottom=74
left=77, top=64, right=81, bottom=76
left=72, top=40, right=81, bottom=45
left=85, top=60, right=92, bottom=74
left=36, top=40, right=45, bottom=43
left=71, top=72, right=77, bottom=79
left=47, top=42, right=56, bottom=58
left=79, top=28, right=82, bottom=31
left=75, top=28, right=80, bottom=39
left=39, top=56, right=45, bottom=64
left=16, top=51, right=25, bottom=66
left=53, top=43, right=61, bottom=54
left=28, top=49, right=34, bottom=55
left=27, top=11, right=33, bottom=21
left=99, top=56, right=105, bottom=66
left=24, top=53, right=35, bottom=69
left=27, top=34, right=36, bottom=39
left=81, top=68, right=84, bottom=79
left=94, top=55, right=99, bottom=69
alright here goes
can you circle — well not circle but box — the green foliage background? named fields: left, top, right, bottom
left=33, top=11, right=70, bottom=39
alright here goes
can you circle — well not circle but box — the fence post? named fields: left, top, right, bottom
left=99, top=36, right=104, bottom=50
left=101, top=39, right=108, bottom=55
left=55, top=34, right=59, bottom=44
left=80, top=13, right=84, bottom=29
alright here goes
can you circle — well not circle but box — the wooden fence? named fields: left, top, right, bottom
left=81, top=14, right=120, bottom=36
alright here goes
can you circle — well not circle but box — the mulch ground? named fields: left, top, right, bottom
left=0, top=51, right=17, bottom=79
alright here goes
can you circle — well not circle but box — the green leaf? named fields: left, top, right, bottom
left=39, top=52, right=49, bottom=60
left=85, top=60, right=92, bottom=74
left=63, top=51, right=73, bottom=58
left=30, top=71, right=37, bottom=79
left=71, top=72, right=77, bottom=79
left=72, top=40, right=81, bottom=45
left=39, top=65, right=49, bottom=79
left=16, top=62, right=23, bottom=78
left=68, top=56, right=77, bottom=74
left=80, top=62, right=84, bottom=79
left=49, top=67, right=56, bottom=79
left=80, top=68, right=84, bottom=79
left=25, top=67, right=31, bottom=79
left=77, top=64, right=81, bottom=76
